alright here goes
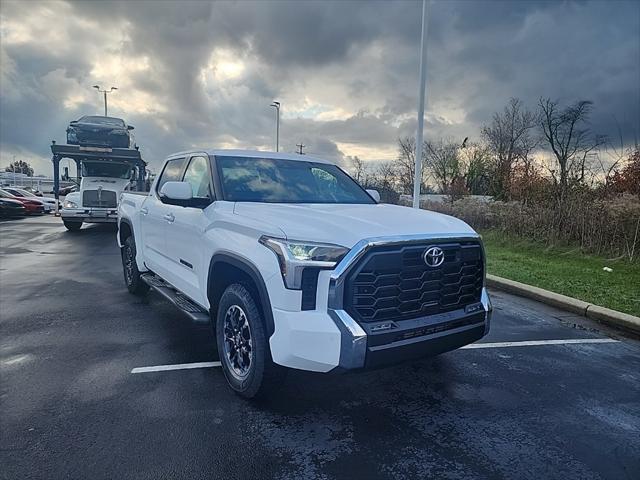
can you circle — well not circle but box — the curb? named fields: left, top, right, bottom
left=486, top=274, right=640, bottom=335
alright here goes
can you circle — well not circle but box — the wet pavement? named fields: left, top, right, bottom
left=1, top=215, right=639, bottom=480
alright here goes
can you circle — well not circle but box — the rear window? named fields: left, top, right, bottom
left=79, top=116, right=125, bottom=126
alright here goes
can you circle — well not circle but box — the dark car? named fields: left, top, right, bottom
left=66, top=115, right=134, bottom=148
left=0, top=197, right=27, bottom=218
left=0, top=189, right=45, bottom=214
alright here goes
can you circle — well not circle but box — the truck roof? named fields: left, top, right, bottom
left=167, top=149, right=333, bottom=165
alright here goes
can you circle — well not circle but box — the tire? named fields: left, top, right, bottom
left=216, top=284, right=285, bottom=399
left=121, top=236, right=149, bottom=295
left=63, top=220, right=82, bottom=231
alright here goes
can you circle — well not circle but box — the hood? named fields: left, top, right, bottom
left=233, top=203, right=477, bottom=248
left=80, top=177, right=131, bottom=192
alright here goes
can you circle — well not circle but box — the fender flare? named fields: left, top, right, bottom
left=118, top=217, right=134, bottom=247
left=208, top=253, right=275, bottom=337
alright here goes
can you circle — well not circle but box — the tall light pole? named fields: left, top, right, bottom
left=93, top=85, right=118, bottom=116
left=413, top=0, right=430, bottom=209
left=270, top=101, right=280, bottom=152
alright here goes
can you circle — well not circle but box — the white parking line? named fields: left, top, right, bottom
left=461, top=338, right=619, bottom=349
left=130, top=338, right=619, bottom=374
left=131, top=361, right=221, bottom=374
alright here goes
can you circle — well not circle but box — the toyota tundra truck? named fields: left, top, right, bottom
left=118, top=150, right=492, bottom=398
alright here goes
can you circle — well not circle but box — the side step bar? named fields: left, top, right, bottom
left=141, top=273, right=210, bottom=325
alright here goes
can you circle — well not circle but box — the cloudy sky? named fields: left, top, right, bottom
left=1, top=0, right=638, bottom=176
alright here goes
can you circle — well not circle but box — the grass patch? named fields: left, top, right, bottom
left=481, top=230, right=640, bottom=317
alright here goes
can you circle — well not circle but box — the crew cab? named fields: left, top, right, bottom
left=118, top=150, right=491, bottom=398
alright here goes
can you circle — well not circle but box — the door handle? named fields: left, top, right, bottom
left=163, top=213, right=175, bottom=223
left=140, top=207, right=148, bottom=215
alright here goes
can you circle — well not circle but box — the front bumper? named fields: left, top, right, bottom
left=61, top=207, right=118, bottom=223
left=269, top=234, right=492, bottom=373
left=328, top=287, right=491, bottom=370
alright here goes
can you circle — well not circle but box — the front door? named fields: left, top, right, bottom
left=163, top=154, right=214, bottom=307
left=140, top=157, right=187, bottom=278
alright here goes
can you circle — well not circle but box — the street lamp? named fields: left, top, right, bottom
left=93, top=85, right=118, bottom=116
left=412, top=0, right=430, bottom=209
left=270, top=101, right=280, bottom=152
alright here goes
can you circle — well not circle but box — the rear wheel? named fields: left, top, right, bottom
left=122, top=236, right=149, bottom=295
left=216, top=283, right=285, bottom=399
left=63, top=220, right=82, bottom=231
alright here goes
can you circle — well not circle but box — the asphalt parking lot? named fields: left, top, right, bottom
left=1, top=215, right=639, bottom=480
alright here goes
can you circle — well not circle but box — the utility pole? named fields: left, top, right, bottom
left=413, top=0, right=430, bottom=209
left=93, top=85, right=118, bottom=116
left=296, top=143, right=306, bottom=155
left=270, top=101, right=281, bottom=152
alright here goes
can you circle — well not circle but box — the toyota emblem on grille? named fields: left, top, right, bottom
left=423, top=246, right=445, bottom=267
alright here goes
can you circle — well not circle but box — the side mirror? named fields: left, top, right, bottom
left=160, top=181, right=192, bottom=202
left=127, top=125, right=135, bottom=130
left=366, top=189, right=381, bottom=203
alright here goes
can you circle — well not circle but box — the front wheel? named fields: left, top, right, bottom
left=121, top=236, right=149, bottom=295
left=63, top=220, right=82, bottom=231
left=216, top=284, right=285, bottom=399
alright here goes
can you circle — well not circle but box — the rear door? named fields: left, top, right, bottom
left=163, top=154, right=214, bottom=306
left=140, top=157, right=186, bottom=277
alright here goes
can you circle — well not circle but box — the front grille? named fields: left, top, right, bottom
left=344, top=241, right=483, bottom=323
left=82, top=190, right=117, bottom=208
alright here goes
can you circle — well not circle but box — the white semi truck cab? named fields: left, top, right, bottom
left=61, top=161, right=136, bottom=230
left=118, top=150, right=492, bottom=398
left=50, top=142, right=147, bottom=231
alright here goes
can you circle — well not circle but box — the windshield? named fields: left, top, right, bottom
left=79, top=116, right=125, bottom=126
left=217, top=156, right=374, bottom=204
left=82, top=162, right=132, bottom=179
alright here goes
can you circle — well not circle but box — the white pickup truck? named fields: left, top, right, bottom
left=118, top=150, right=491, bottom=398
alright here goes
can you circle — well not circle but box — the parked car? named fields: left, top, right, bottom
left=66, top=115, right=134, bottom=149
left=118, top=150, right=492, bottom=398
left=58, top=185, right=78, bottom=196
left=4, top=187, right=55, bottom=212
left=0, top=197, right=27, bottom=217
left=20, top=186, right=43, bottom=197
left=0, top=189, right=45, bottom=214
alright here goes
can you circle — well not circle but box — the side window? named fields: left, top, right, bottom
left=156, top=158, right=186, bottom=194
left=182, top=156, right=213, bottom=199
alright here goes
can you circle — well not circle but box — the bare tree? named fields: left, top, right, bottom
left=350, top=156, right=365, bottom=183
left=424, top=138, right=462, bottom=195
left=460, top=142, right=491, bottom=195
left=538, top=98, right=605, bottom=195
left=481, top=98, right=538, bottom=200
left=396, top=137, right=428, bottom=194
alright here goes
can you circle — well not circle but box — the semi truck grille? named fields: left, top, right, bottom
left=82, top=190, right=117, bottom=208
left=344, top=241, right=484, bottom=323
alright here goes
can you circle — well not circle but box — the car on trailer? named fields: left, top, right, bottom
left=66, top=115, right=134, bottom=149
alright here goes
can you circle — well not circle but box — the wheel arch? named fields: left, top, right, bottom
left=118, top=218, right=133, bottom=246
left=207, top=253, right=275, bottom=337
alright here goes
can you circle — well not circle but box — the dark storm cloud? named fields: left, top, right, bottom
left=1, top=0, right=638, bottom=175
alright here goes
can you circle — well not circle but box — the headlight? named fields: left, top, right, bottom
left=63, top=200, right=78, bottom=208
left=67, top=128, right=78, bottom=141
left=259, top=236, right=349, bottom=289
